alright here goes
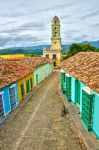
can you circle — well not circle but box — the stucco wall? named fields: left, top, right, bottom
left=71, top=76, right=76, bottom=104
left=80, top=82, right=86, bottom=114
left=34, top=63, right=53, bottom=87
left=92, top=93, right=99, bottom=138
left=0, top=82, right=18, bottom=116
left=61, top=69, right=99, bottom=138
left=18, top=73, right=34, bottom=102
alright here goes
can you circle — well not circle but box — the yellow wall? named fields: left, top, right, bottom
left=18, top=72, right=34, bottom=102
left=0, top=54, right=25, bottom=59
left=51, top=39, right=62, bottom=50
left=43, top=51, right=61, bottom=65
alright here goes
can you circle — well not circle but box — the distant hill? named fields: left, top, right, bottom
left=0, top=40, right=99, bottom=55
left=81, top=40, right=99, bottom=48
left=11, top=45, right=70, bottom=53
left=0, top=45, right=49, bottom=55
left=0, top=45, right=69, bottom=55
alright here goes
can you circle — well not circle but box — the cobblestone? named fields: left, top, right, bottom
left=0, top=72, right=85, bottom=150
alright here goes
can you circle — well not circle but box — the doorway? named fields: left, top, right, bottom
left=75, top=79, right=80, bottom=105
left=21, top=84, right=25, bottom=99
left=26, top=80, right=30, bottom=94
left=36, top=74, right=38, bottom=85
left=54, top=62, right=56, bottom=66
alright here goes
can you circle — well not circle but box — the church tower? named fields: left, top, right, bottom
left=43, top=16, right=62, bottom=67
left=51, top=16, right=62, bottom=51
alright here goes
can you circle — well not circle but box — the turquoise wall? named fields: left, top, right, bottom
left=61, top=71, right=66, bottom=93
left=92, top=93, right=99, bottom=138
left=61, top=70, right=86, bottom=110
left=71, top=76, right=76, bottom=104
left=70, top=77, right=86, bottom=114
left=79, top=82, right=86, bottom=114
left=34, top=63, right=53, bottom=86
left=61, top=69, right=99, bottom=139
left=61, top=70, right=76, bottom=104
left=0, top=82, right=18, bottom=116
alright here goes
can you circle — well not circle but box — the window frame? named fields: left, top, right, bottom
left=0, top=91, right=4, bottom=117
left=9, top=84, right=17, bottom=111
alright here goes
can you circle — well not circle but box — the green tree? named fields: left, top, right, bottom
left=66, top=43, right=99, bottom=58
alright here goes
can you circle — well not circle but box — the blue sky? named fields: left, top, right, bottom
left=0, top=0, right=99, bottom=48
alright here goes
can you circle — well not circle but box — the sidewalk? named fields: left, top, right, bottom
left=58, top=88, right=99, bottom=150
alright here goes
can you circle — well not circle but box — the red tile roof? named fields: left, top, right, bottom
left=0, top=58, right=33, bottom=88
left=61, top=52, right=99, bottom=93
left=18, top=57, right=50, bottom=69
left=0, top=57, right=51, bottom=89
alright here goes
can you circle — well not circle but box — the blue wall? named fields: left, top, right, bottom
left=1, top=87, right=11, bottom=116
left=0, top=63, right=53, bottom=119
left=0, top=82, right=18, bottom=116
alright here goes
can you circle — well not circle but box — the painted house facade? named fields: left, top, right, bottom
left=0, top=57, right=53, bottom=122
left=0, top=83, right=18, bottom=119
left=0, top=58, right=33, bottom=120
left=34, top=63, right=53, bottom=86
left=61, top=52, right=99, bottom=139
left=18, top=72, right=34, bottom=102
left=18, top=57, right=53, bottom=87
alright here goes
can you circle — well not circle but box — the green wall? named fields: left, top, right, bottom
left=34, top=63, right=53, bottom=86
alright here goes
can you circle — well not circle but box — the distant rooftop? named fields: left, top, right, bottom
left=61, top=52, right=99, bottom=93
left=0, top=54, right=25, bottom=59
left=18, top=57, right=50, bottom=69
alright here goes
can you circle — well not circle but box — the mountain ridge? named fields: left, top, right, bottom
left=0, top=40, right=99, bottom=55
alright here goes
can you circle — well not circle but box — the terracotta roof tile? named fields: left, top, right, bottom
left=18, top=57, right=50, bottom=69
left=61, top=52, right=99, bottom=93
left=0, top=57, right=51, bottom=89
left=0, top=58, right=33, bottom=88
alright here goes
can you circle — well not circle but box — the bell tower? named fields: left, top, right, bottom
left=51, top=16, right=62, bottom=51
left=43, top=16, right=62, bottom=67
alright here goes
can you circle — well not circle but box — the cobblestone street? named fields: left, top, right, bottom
left=0, top=72, right=85, bottom=150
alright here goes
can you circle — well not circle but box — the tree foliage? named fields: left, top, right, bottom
left=66, top=43, right=99, bottom=58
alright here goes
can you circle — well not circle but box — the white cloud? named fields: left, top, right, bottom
left=0, top=0, right=99, bottom=48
